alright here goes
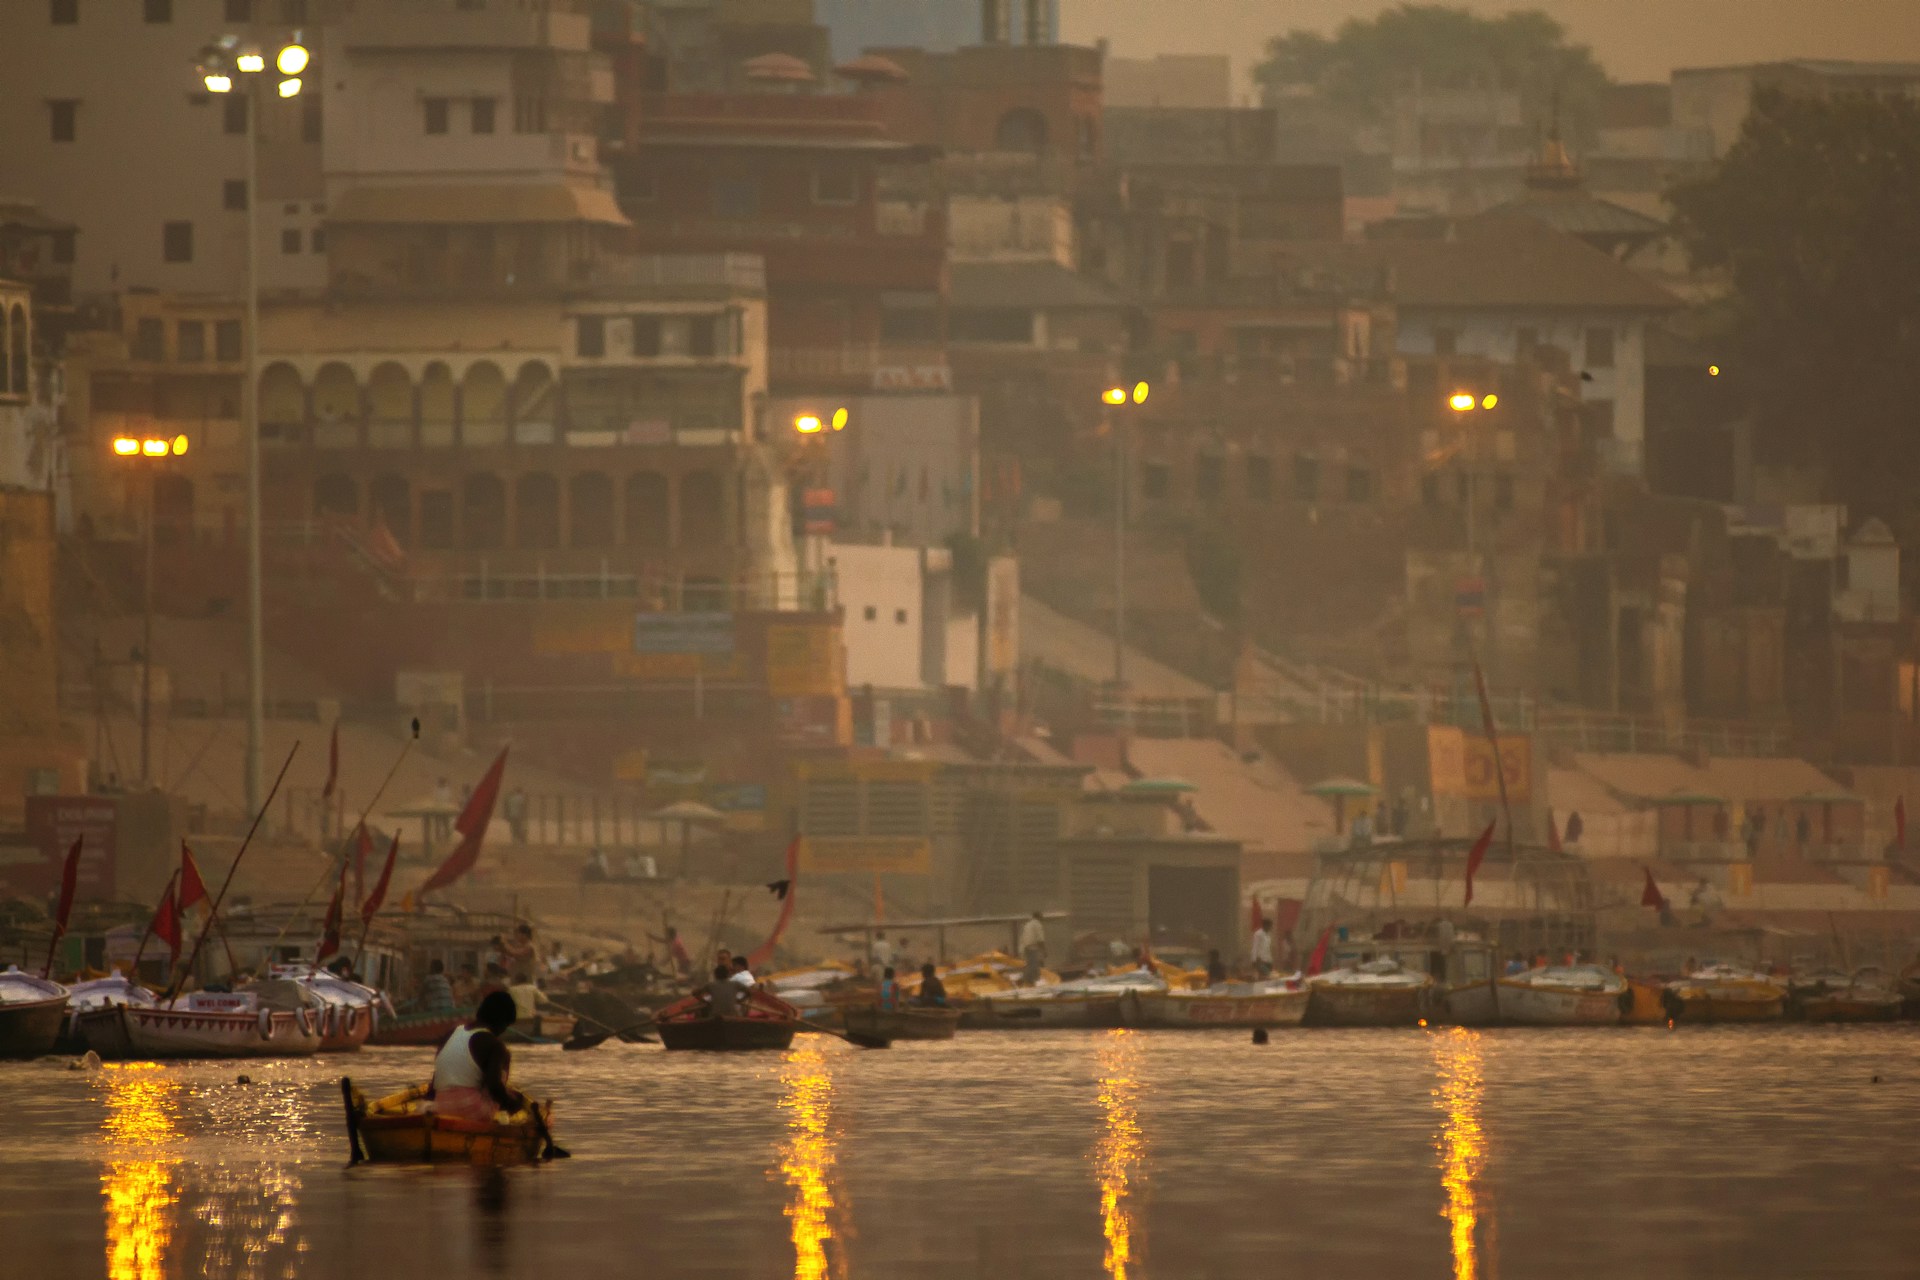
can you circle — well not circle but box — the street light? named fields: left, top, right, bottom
left=110, top=434, right=189, bottom=788
left=194, top=33, right=307, bottom=817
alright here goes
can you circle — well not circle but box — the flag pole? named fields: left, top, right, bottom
left=347, top=832, right=400, bottom=980
left=127, top=869, right=180, bottom=983
left=39, top=837, right=84, bottom=980
left=163, top=742, right=299, bottom=1005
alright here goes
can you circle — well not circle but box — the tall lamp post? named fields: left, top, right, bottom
left=196, top=34, right=308, bottom=816
left=1101, top=380, right=1149, bottom=725
left=111, top=432, right=190, bottom=785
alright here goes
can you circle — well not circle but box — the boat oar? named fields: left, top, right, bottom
left=529, top=1099, right=570, bottom=1160
left=339, top=1076, right=366, bottom=1166
left=560, top=1017, right=656, bottom=1051
left=795, top=1016, right=889, bottom=1050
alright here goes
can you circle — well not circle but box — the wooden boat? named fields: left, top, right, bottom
left=1800, top=969, right=1902, bottom=1023
left=57, top=973, right=156, bottom=1053
left=0, top=967, right=68, bottom=1060
left=1312, top=929, right=1497, bottom=1026
left=1306, top=961, right=1435, bottom=1027
left=1123, top=981, right=1309, bottom=1030
left=368, top=1009, right=465, bottom=1047
left=268, top=967, right=388, bottom=1052
left=1662, top=965, right=1787, bottom=1024
left=1621, top=979, right=1669, bottom=1025
left=341, top=1078, right=553, bottom=1166
left=1497, top=966, right=1628, bottom=1026
left=973, top=970, right=1166, bottom=1030
left=653, top=989, right=800, bottom=1051
left=842, top=1004, right=961, bottom=1041
left=74, top=987, right=326, bottom=1059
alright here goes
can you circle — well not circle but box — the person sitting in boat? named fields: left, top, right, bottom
left=1206, top=949, right=1227, bottom=986
left=729, top=956, right=757, bottom=991
left=417, top=959, right=455, bottom=1014
left=914, top=963, right=948, bottom=1008
left=700, top=964, right=741, bottom=1018
left=878, top=967, right=899, bottom=1010
left=430, top=990, right=528, bottom=1124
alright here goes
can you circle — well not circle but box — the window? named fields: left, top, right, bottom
left=48, top=99, right=78, bottom=143
left=280, top=228, right=301, bottom=254
left=133, top=318, right=165, bottom=361
left=222, top=179, right=248, bottom=211
left=513, top=97, right=547, bottom=133
left=50, top=230, right=75, bottom=264
left=1432, top=327, right=1457, bottom=357
left=223, top=95, right=248, bottom=135
left=1142, top=462, right=1170, bottom=500
left=1586, top=327, right=1615, bottom=368
left=1346, top=466, right=1374, bottom=503
left=310, top=228, right=325, bottom=253
left=863, top=605, right=876, bottom=622
left=215, top=320, right=241, bottom=361
left=894, top=609, right=909, bottom=625
left=176, top=321, right=205, bottom=362
left=471, top=97, right=496, bottom=134
left=50, top=0, right=77, bottom=24
left=225, top=0, right=251, bottom=18
left=713, top=177, right=759, bottom=219
left=143, top=0, right=170, bottom=21
left=629, top=316, right=661, bottom=357
left=812, top=169, right=857, bottom=205
left=424, top=98, right=449, bottom=135
left=689, top=316, right=718, bottom=359
left=576, top=316, right=605, bottom=358
left=1195, top=454, right=1223, bottom=500
left=1293, top=453, right=1320, bottom=501
left=1246, top=455, right=1272, bottom=502
left=162, top=221, right=194, bottom=263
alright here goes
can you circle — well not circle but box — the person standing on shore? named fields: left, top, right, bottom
left=1019, top=911, right=1048, bottom=985
left=1250, top=918, right=1274, bottom=978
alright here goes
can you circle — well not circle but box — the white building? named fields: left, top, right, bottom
left=0, top=278, right=61, bottom=495
left=830, top=542, right=976, bottom=694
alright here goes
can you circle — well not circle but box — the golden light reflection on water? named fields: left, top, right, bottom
left=1094, top=1030, right=1146, bottom=1280
left=100, top=1064, right=182, bottom=1280
left=1431, top=1027, right=1490, bottom=1280
left=777, top=1045, right=844, bottom=1280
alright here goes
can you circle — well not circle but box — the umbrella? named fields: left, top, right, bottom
left=1305, top=778, right=1378, bottom=798
left=651, top=801, right=726, bottom=824
left=1121, top=777, right=1197, bottom=795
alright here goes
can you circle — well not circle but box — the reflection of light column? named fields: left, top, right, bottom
left=1095, top=1029, right=1146, bottom=1280
left=99, top=1064, right=181, bottom=1280
left=1431, top=1027, right=1489, bottom=1280
left=778, top=1044, right=842, bottom=1280
left=191, top=1163, right=305, bottom=1280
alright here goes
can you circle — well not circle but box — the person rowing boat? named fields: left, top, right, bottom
left=431, top=991, right=529, bottom=1124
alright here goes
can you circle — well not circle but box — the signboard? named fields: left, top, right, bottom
left=986, top=557, right=1020, bottom=675
left=633, top=612, right=735, bottom=655
left=20, top=796, right=117, bottom=900
left=802, top=487, right=837, bottom=536
left=798, top=837, right=931, bottom=875
left=706, top=783, right=767, bottom=813
left=1429, top=727, right=1533, bottom=804
left=766, top=623, right=841, bottom=697
left=535, top=618, right=630, bottom=655
left=1456, top=576, right=1486, bottom=618
left=872, top=365, right=952, bottom=392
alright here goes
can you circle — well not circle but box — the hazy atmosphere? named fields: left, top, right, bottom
left=3, top=0, right=1920, bottom=1276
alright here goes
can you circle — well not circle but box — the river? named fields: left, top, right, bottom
left=5, top=1026, right=1918, bottom=1279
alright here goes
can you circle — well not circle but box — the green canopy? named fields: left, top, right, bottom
left=1306, top=777, right=1378, bottom=799
left=1121, top=777, right=1198, bottom=795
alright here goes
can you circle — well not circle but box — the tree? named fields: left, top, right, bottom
left=1669, top=89, right=1920, bottom=524
left=1254, top=4, right=1610, bottom=144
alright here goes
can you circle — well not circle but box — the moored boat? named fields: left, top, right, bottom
left=75, top=984, right=326, bottom=1059
left=1497, top=966, right=1628, bottom=1026
left=368, top=1008, right=465, bottom=1047
left=1306, top=960, right=1435, bottom=1027
left=1799, top=969, right=1902, bottom=1023
left=1662, top=964, right=1787, bottom=1024
left=0, top=967, right=69, bottom=1060
left=1124, top=979, right=1309, bottom=1030
left=973, top=970, right=1163, bottom=1030
left=341, top=1078, right=554, bottom=1165
left=654, top=989, right=800, bottom=1051
left=269, top=966, right=389, bottom=1052
left=841, top=1004, right=961, bottom=1041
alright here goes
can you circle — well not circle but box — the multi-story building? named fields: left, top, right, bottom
left=1672, top=60, right=1920, bottom=160
left=815, top=0, right=1056, bottom=61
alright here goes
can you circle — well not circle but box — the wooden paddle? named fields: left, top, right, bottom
left=560, top=1017, right=657, bottom=1051
left=339, top=1076, right=366, bottom=1165
left=528, top=1098, right=570, bottom=1160
left=796, top=1016, right=889, bottom=1050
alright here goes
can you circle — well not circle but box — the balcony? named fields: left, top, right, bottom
left=769, top=344, right=949, bottom=391
left=344, top=8, right=591, bottom=53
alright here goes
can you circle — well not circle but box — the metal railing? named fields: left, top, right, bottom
left=1534, top=710, right=1791, bottom=757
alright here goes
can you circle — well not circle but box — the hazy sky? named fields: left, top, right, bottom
left=1063, top=0, right=1920, bottom=89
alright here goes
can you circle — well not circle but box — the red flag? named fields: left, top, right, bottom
left=361, top=833, right=399, bottom=925
left=419, top=746, right=509, bottom=894
left=317, top=861, right=347, bottom=962
left=1897, top=797, right=1906, bottom=850
left=151, top=880, right=182, bottom=961
left=322, top=721, right=340, bottom=802
left=179, top=842, right=209, bottom=913
left=353, top=824, right=373, bottom=908
left=41, top=836, right=83, bottom=977
left=746, top=835, right=801, bottom=971
left=1462, top=820, right=1495, bottom=906
left=1304, top=924, right=1335, bottom=976
left=1640, top=867, right=1665, bottom=909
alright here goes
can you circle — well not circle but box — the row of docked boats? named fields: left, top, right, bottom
left=0, top=964, right=403, bottom=1060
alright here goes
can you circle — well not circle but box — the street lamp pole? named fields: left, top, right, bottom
left=242, top=75, right=265, bottom=818
left=1102, top=381, right=1149, bottom=732
left=141, top=466, right=155, bottom=785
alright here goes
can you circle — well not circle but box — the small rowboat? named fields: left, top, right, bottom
left=1497, top=966, right=1629, bottom=1026
left=341, top=1078, right=555, bottom=1165
left=1799, top=969, right=1902, bottom=1023
left=1662, top=965, right=1786, bottom=1024
left=842, top=1005, right=961, bottom=1041
left=268, top=967, right=389, bottom=1052
left=368, top=1009, right=465, bottom=1047
left=1306, top=961, right=1434, bottom=1027
left=0, top=967, right=68, bottom=1060
left=654, top=989, right=800, bottom=1051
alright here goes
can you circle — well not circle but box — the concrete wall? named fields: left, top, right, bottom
left=831, top=542, right=929, bottom=691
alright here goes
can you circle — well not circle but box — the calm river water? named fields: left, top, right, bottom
left=4, top=1026, right=1918, bottom=1279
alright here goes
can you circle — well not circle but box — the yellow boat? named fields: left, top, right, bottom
left=341, top=1078, right=557, bottom=1165
left=1663, top=965, right=1787, bottom=1023
left=1621, top=979, right=1669, bottom=1024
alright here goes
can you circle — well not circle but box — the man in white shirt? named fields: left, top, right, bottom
left=1250, top=918, right=1274, bottom=978
left=729, top=956, right=756, bottom=990
left=1019, top=911, right=1048, bottom=984
left=870, top=934, right=893, bottom=970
